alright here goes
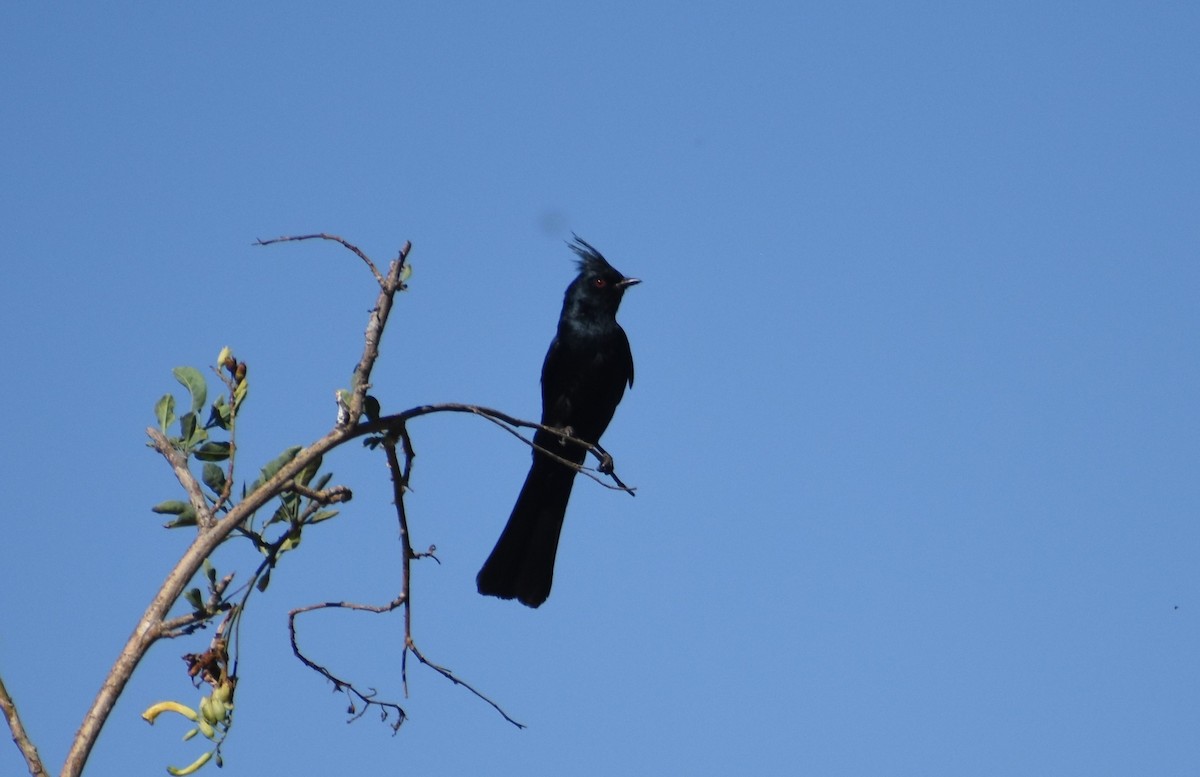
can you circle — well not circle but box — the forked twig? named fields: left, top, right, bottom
left=288, top=600, right=409, bottom=732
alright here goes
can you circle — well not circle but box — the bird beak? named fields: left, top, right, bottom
left=617, top=277, right=642, bottom=289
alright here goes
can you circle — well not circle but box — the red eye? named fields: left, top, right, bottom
left=593, top=277, right=607, bottom=288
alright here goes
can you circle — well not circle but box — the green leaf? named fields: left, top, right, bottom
left=152, top=500, right=192, bottom=515
left=295, top=453, right=323, bottom=487
left=188, top=426, right=208, bottom=449
left=203, top=558, right=217, bottom=585
left=155, top=394, right=176, bottom=432
left=178, top=413, right=198, bottom=450
left=310, top=510, right=339, bottom=524
left=250, top=446, right=302, bottom=492
left=173, top=366, right=207, bottom=416
left=311, top=472, right=333, bottom=491
left=194, top=442, right=231, bottom=462
left=162, top=508, right=198, bottom=529
left=201, top=463, right=226, bottom=494
left=184, top=587, right=204, bottom=612
left=206, top=396, right=230, bottom=431
left=267, top=492, right=299, bottom=526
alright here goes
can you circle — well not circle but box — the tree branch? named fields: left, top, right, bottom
left=52, top=235, right=632, bottom=775
left=152, top=431, right=218, bottom=530
left=289, top=422, right=525, bottom=731
left=255, top=233, right=385, bottom=285
left=61, top=239, right=412, bottom=777
left=288, top=599, right=409, bottom=732
left=357, top=403, right=636, bottom=495
left=0, top=674, right=47, bottom=777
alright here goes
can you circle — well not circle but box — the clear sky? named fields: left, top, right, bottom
left=2, top=2, right=1198, bottom=775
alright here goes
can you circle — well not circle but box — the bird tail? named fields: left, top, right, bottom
left=477, top=451, right=579, bottom=608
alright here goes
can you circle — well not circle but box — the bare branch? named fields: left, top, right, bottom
left=288, top=600, right=409, bottom=732
left=159, top=572, right=236, bottom=638
left=405, top=641, right=525, bottom=729
left=347, top=245, right=410, bottom=419
left=0, top=674, right=48, bottom=777
left=358, top=403, right=637, bottom=495
left=385, top=428, right=421, bottom=698
left=291, top=418, right=529, bottom=729
left=286, top=482, right=353, bottom=505
left=255, top=233, right=384, bottom=284
left=290, top=428, right=525, bottom=729
left=387, top=421, right=524, bottom=727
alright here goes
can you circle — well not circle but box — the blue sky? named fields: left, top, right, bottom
left=2, top=2, right=1198, bottom=775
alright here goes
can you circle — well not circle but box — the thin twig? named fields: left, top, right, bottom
left=347, top=245, right=410, bottom=418
left=159, top=572, right=236, bottom=638
left=378, top=423, right=523, bottom=727
left=255, top=233, right=384, bottom=285
left=381, top=431, right=416, bottom=695
left=288, top=600, right=409, bottom=732
left=0, top=674, right=48, bottom=777
left=406, top=642, right=526, bottom=729
left=286, top=482, right=353, bottom=504
left=358, top=403, right=637, bottom=495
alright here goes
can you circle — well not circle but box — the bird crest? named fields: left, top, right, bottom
left=567, top=234, right=616, bottom=274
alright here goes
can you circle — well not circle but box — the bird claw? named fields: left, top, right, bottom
left=598, top=452, right=614, bottom=474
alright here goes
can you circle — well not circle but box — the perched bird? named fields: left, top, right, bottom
left=477, top=237, right=640, bottom=607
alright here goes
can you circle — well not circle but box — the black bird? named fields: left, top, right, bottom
left=477, top=237, right=640, bottom=607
